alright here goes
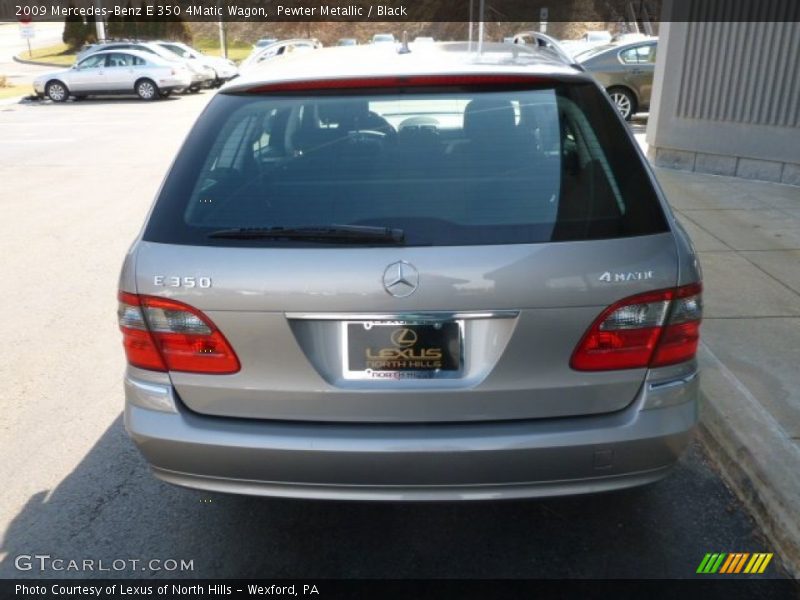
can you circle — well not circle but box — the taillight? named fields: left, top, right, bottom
left=117, top=292, right=240, bottom=374
left=571, top=283, right=702, bottom=371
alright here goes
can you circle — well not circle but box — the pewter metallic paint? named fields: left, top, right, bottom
left=120, top=43, right=701, bottom=499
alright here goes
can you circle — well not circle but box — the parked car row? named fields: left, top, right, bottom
left=34, top=49, right=193, bottom=101
left=34, top=39, right=240, bottom=103
left=33, top=32, right=655, bottom=118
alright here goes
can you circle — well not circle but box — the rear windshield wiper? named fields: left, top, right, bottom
left=207, top=224, right=405, bottom=244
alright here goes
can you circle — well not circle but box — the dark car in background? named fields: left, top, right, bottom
left=577, top=38, right=658, bottom=120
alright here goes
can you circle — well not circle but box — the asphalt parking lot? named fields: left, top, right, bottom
left=0, top=93, right=791, bottom=580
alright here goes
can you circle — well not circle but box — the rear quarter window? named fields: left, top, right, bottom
left=144, top=80, right=668, bottom=247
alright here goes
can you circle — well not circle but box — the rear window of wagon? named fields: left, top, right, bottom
left=143, top=81, right=668, bottom=247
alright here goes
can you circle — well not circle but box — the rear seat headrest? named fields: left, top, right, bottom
left=463, top=98, right=516, bottom=141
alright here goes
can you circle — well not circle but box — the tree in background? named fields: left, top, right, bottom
left=124, top=2, right=140, bottom=40
left=133, top=6, right=192, bottom=43
left=62, top=2, right=101, bottom=49
left=62, top=3, right=86, bottom=49
left=84, top=12, right=98, bottom=45
left=105, top=9, right=123, bottom=39
left=107, top=1, right=145, bottom=40
left=62, top=0, right=190, bottom=48
left=164, top=20, right=192, bottom=42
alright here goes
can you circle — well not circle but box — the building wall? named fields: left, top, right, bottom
left=646, top=18, right=800, bottom=185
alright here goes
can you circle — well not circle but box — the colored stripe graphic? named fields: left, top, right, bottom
left=730, top=553, right=748, bottom=573
left=719, top=554, right=736, bottom=573
left=697, top=553, right=727, bottom=573
left=757, top=554, right=773, bottom=573
left=699, top=552, right=774, bottom=574
left=710, top=553, right=726, bottom=573
left=744, top=554, right=761, bottom=573
left=696, top=553, right=714, bottom=573
left=743, top=553, right=773, bottom=574
left=735, top=553, right=750, bottom=573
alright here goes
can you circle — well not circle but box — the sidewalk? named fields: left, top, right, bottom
left=656, top=167, right=800, bottom=576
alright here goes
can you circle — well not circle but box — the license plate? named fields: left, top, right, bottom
left=344, top=321, right=462, bottom=380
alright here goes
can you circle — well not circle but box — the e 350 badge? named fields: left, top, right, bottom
left=153, top=276, right=212, bottom=288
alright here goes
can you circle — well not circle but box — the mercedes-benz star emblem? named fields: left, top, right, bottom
left=383, top=261, right=419, bottom=298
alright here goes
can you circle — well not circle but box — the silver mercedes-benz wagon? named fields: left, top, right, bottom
left=118, top=42, right=702, bottom=500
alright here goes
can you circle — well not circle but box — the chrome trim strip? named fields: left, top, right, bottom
left=286, top=310, right=520, bottom=321
left=648, top=371, right=698, bottom=391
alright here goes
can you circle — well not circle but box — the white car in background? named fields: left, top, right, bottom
left=253, top=37, right=278, bottom=49
left=371, top=33, right=397, bottom=44
left=510, top=31, right=576, bottom=65
left=559, top=31, right=613, bottom=58
left=155, top=41, right=239, bottom=86
left=239, top=39, right=321, bottom=72
left=33, top=49, right=192, bottom=101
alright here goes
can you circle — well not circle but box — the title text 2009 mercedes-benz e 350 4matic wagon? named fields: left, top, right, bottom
left=118, top=42, right=702, bottom=500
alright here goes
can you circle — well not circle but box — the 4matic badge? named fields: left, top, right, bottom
left=598, top=270, right=654, bottom=282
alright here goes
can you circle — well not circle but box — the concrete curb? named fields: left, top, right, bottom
left=12, top=54, right=67, bottom=68
left=697, top=343, right=800, bottom=578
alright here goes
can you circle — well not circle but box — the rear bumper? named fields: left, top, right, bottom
left=125, top=373, right=698, bottom=501
left=152, top=464, right=676, bottom=501
left=190, top=73, right=215, bottom=88
left=158, top=75, right=192, bottom=90
left=215, top=71, right=239, bottom=82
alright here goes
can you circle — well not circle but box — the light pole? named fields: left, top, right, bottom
left=218, top=1, right=227, bottom=58
left=94, top=0, right=106, bottom=41
left=218, top=20, right=227, bottom=58
left=468, top=0, right=473, bottom=46
left=477, top=0, right=485, bottom=53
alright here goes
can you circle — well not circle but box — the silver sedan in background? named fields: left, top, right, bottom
left=33, top=50, right=193, bottom=101
left=78, top=41, right=215, bottom=91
